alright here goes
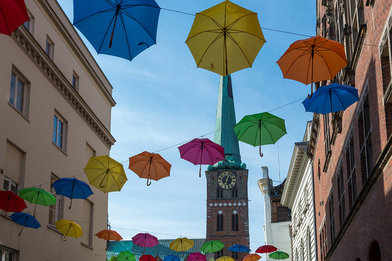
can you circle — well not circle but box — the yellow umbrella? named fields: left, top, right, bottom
left=169, top=237, right=194, bottom=252
left=217, top=256, right=235, bottom=261
left=84, top=155, right=128, bottom=193
left=55, top=219, right=83, bottom=239
left=186, top=0, right=265, bottom=76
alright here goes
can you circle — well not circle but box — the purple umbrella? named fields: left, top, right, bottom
left=178, top=138, right=225, bottom=177
left=187, top=253, right=207, bottom=261
left=132, top=233, right=158, bottom=252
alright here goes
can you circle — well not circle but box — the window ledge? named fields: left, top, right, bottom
left=47, top=224, right=63, bottom=235
left=52, top=142, right=67, bottom=156
left=8, top=102, right=29, bottom=122
left=81, top=242, right=93, bottom=250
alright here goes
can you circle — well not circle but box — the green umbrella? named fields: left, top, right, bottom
left=19, top=187, right=56, bottom=216
left=234, top=112, right=287, bottom=157
left=200, top=240, right=224, bottom=253
left=117, top=251, right=135, bottom=261
left=269, top=251, right=289, bottom=260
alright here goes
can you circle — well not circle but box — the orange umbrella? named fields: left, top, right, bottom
left=129, top=151, right=171, bottom=186
left=243, top=254, right=261, bottom=261
left=276, top=35, right=347, bottom=96
left=95, top=229, right=123, bottom=241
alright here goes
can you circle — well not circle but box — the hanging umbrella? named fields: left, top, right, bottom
left=187, top=253, right=206, bottom=261
left=269, top=251, right=289, bottom=260
left=200, top=240, right=224, bottom=253
left=178, top=138, right=225, bottom=177
left=216, top=256, right=234, bottom=261
left=52, top=177, right=93, bottom=209
left=242, top=254, right=261, bottom=261
left=18, top=187, right=56, bottom=216
left=234, top=112, right=287, bottom=157
left=84, top=155, right=128, bottom=193
left=140, top=255, right=157, bottom=261
left=55, top=219, right=83, bottom=239
left=0, top=0, right=29, bottom=36
left=186, top=0, right=265, bottom=76
left=276, top=35, right=347, bottom=96
left=0, top=190, right=27, bottom=213
left=228, top=244, right=251, bottom=253
left=73, top=0, right=160, bottom=61
left=302, top=83, right=359, bottom=114
left=10, top=212, right=40, bottom=235
left=170, top=237, right=194, bottom=252
left=96, top=229, right=123, bottom=241
left=164, top=255, right=180, bottom=261
left=132, top=233, right=158, bottom=252
left=129, top=152, right=171, bottom=186
left=117, top=251, right=136, bottom=261
left=255, top=245, right=277, bottom=254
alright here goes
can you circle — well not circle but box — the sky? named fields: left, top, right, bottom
left=58, top=0, right=315, bottom=251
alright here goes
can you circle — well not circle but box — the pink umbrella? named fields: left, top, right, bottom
left=187, top=253, right=207, bottom=261
left=132, top=233, right=158, bottom=252
left=178, top=138, right=225, bottom=177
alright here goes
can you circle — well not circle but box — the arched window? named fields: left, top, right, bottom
left=217, top=188, right=223, bottom=198
left=232, top=188, right=238, bottom=198
left=307, top=228, right=312, bottom=261
left=368, top=240, right=381, bottom=261
left=217, top=210, right=224, bottom=231
left=215, top=249, right=223, bottom=259
left=232, top=210, right=238, bottom=231
left=231, top=251, right=238, bottom=259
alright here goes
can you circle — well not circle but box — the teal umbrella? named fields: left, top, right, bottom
left=234, top=112, right=287, bottom=157
left=269, top=251, right=289, bottom=260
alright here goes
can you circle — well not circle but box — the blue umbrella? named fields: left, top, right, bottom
left=73, top=0, right=160, bottom=61
left=10, top=212, right=41, bottom=235
left=228, top=244, right=251, bottom=252
left=302, top=83, right=359, bottom=114
left=53, top=178, right=93, bottom=209
left=163, top=255, right=180, bottom=261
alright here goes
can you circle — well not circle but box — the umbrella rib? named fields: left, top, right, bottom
left=227, top=29, right=265, bottom=41
left=118, top=12, right=133, bottom=60
left=73, top=8, right=117, bottom=25
left=314, top=50, right=334, bottom=78
left=226, top=12, right=256, bottom=30
left=196, top=33, right=224, bottom=67
left=97, top=12, right=118, bottom=53
left=197, top=13, right=223, bottom=30
left=186, top=30, right=222, bottom=43
left=121, top=9, right=157, bottom=44
left=281, top=50, right=311, bottom=76
left=226, top=33, right=252, bottom=67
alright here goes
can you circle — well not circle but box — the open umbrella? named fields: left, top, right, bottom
left=302, top=83, right=359, bottom=114
left=18, top=187, right=56, bottom=216
left=186, top=0, right=265, bottom=76
left=269, top=251, right=289, bottom=260
left=132, top=233, right=158, bottom=252
left=200, top=240, right=224, bottom=253
left=0, top=190, right=27, bottom=213
left=170, top=237, right=194, bottom=252
left=140, top=255, right=157, bottom=261
left=163, top=255, right=180, bottom=261
left=228, top=244, right=251, bottom=253
left=129, top=152, right=171, bottom=186
left=255, top=245, right=277, bottom=254
left=216, top=256, right=234, bottom=261
left=84, top=155, right=128, bottom=193
left=55, top=219, right=83, bottom=239
left=10, top=212, right=40, bottom=235
left=178, top=138, right=225, bottom=177
left=277, top=35, right=347, bottom=96
left=117, top=251, right=136, bottom=261
left=0, top=0, right=29, bottom=36
left=73, top=0, right=160, bottom=61
left=187, top=253, right=206, bottom=261
left=242, top=254, right=261, bottom=261
left=52, top=177, right=93, bottom=209
left=96, top=229, right=123, bottom=241
left=234, top=112, right=287, bottom=157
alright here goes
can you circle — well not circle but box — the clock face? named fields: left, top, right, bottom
left=218, top=171, right=237, bottom=189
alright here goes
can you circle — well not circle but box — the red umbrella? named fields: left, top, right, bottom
left=132, top=233, right=158, bottom=248
left=187, top=253, right=207, bottom=261
left=178, top=138, right=225, bottom=177
left=255, top=245, right=277, bottom=254
left=140, top=255, right=157, bottom=261
left=0, top=190, right=27, bottom=213
left=0, top=0, right=29, bottom=36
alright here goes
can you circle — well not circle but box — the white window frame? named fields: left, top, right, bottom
left=48, top=173, right=64, bottom=226
left=9, top=69, right=30, bottom=118
left=45, top=36, right=54, bottom=59
left=52, top=112, right=67, bottom=152
left=2, top=176, right=18, bottom=194
left=0, top=246, right=18, bottom=261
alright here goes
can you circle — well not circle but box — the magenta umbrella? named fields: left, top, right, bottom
left=187, top=253, right=207, bottom=261
left=178, top=138, right=225, bottom=177
left=132, top=233, right=158, bottom=252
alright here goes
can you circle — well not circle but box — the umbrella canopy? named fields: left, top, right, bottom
left=0, top=190, right=27, bottom=213
left=0, top=0, right=29, bottom=36
left=52, top=177, right=93, bottom=209
left=186, top=0, right=265, bottom=76
left=277, top=35, right=347, bottom=95
left=117, top=251, right=136, bottom=261
left=216, top=256, right=235, bottom=261
left=140, top=255, right=157, bottom=261
left=164, top=255, right=180, bottom=261
left=187, top=253, right=206, bottom=261
left=242, top=254, right=261, bottom=261
left=73, top=0, right=160, bottom=61
left=228, top=244, right=251, bottom=253
left=132, top=233, right=158, bottom=248
left=84, top=155, right=128, bottom=193
left=234, top=112, right=287, bottom=157
left=302, top=83, right=359, bottom=114
left=10, top=212, right=40, bottom=229
left=178, top=138, right=225, bottom=177
left=129, top=152, right=171, bottom=186
left=96, top=229, right=123, bottom=241
left=255, top=245, right=277, bottom=254
left=269, top=251, right=289, bottom=260
left=19, top=187, right=56, bottom=215
left=55, top=219, right=83, bottom=239
left=200, top=240, right=224, bottom=253
left=169, top=237, right=194, bottom=252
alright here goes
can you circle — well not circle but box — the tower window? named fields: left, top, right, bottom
left=217, top=211, right=224, bottom=231
left=232, top=252, right=238, bottom=259
left=232, top=188, right=238, bottom=198
left=217, top=188, right=223, bottom=198
left=215, top=250, right=223, bottom=259
left=232, top=210, right=239, bottom=231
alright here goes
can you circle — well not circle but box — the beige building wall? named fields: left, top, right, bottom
left=0, top=0, right=116, bottom=260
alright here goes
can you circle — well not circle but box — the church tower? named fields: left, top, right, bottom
left=206, top=75, right=249, bottom=260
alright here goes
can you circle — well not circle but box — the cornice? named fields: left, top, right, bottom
left=12, top=27, right=116, bottom=148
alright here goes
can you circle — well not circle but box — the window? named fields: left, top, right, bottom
left=328, top=191, right=335, bottom=243
left=45, top=36, right=54, bottom=59
left=23, top=11, right=34, bottom=34
left=3, top=176, right=18, bottom=194
left=358, top=95, right=372, bottom=184
left=300, top=240, right=304, bottom=261
left=215, top=250, right=223, bottom=259
left=0, top=246, right=17, bottom=261
left=346, top=134, right=357, bottom=209
left=4, top=141, right=24, bottom=193
left=217, top=210, right=223, bottom=231
left=368, top=240, right=381, bottom=261
left=323, top=114, right=331, bottom=170
left=72, top=71, right=79, bottom=91
left=381, top=24, right=392, bottom=138
left=232, top=210, right=238, bottom=231
left=344, top=0, right=365, bottom=60
left=9, top=70, right=29, bottom=117
left=337, top=166, right=346, bottom=227
left=81, top=200, right=94, bottom=248
left=49, top=173, right=64, bottom=226
left=217, top=188, right=223, bottom=198
left=53, top=113, right=67, bottom=151
left=232, top=188, right=238, bottom=198
left=231, top=252, right=238, bottom=259
left=307, top=228, right=312, bottom=261
left=319, top=222, right=327, bottom=261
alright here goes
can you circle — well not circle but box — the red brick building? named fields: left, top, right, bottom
left=309, top=0, right=392, bottom=260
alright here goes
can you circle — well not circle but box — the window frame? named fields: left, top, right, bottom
left=45, top=36, right=54, bottom=60
left=231, top=210, right=239, bottom=231
left=52, top=112, right=67, bottom=152
left=9, top=69, right=30, bottom=118
left=72, top=71, right=79, bottom=91
left=337, top=165, right=346, bottom=227
left=48, top=173, right=64, bottom=226
left=23, top=10, right=34, bottom=34
left=217, top=211, right=224, bottom=231
left=357, top=91, right=372, bottom=184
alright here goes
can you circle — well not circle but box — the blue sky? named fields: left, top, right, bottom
left=58, top=0, right=315, bottom=251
